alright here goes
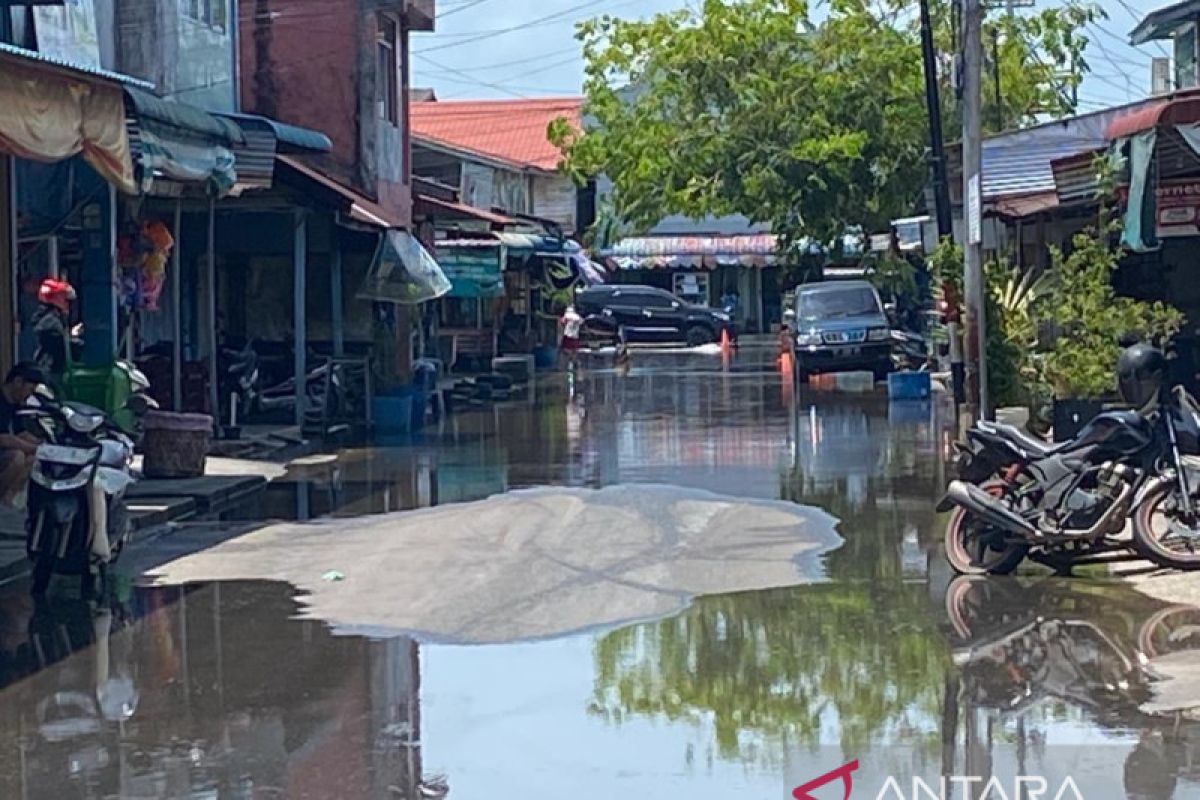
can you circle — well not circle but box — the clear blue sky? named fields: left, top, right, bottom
left=411, top=0, right=1168, bottom=111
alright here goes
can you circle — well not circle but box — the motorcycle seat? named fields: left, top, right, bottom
left=978, top=420, right=1062, bottom=457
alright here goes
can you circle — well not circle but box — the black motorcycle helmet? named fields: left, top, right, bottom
left=1117, top=343, right=1167, bottom=408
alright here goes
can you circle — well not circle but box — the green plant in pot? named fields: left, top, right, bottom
left=1037, top=229, right=1182, bottom=439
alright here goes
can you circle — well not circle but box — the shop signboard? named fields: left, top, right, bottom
left=434, top=245, right=504, bottom=298
left=1156, top=179, right=1200, bottom=238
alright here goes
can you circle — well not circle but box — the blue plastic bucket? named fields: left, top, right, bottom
left=372, top=390, right=413, bottom=434
left=887, top=371, right=932, bottom=400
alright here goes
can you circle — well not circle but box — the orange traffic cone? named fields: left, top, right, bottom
left=720, top=328, right=732, bottom=354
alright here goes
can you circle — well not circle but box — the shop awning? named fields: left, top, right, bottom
left=124, top=87, right=239, bottom=194
left=219, top=113, right=332, bottom=153
left=436, top=231, right=581, bottom=254
left=214, top=113, right=331, bottom=192
left=359, top=229, right=451, bottom=305
left=0, top=45, right=139, bottom=194
left=276, top=154, right=403, bottom=228
left=602, top=234, right=780, bottom=270
left=1106, top=95, right=1200, bottom=140
left=414, top=193, right=517, bottom=226
left=987, top=191, right=1060, bottom=220
left=436, top=232, right=604, bottom=291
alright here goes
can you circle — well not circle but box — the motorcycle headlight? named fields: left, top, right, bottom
left=796, top=332, right=822, bottom=347
left=67, top=412, right=104, bottom=434
left=868, top=327, right=890, bottom=342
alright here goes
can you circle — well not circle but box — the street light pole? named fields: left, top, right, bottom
left=962, top=0, right=989, bottom=419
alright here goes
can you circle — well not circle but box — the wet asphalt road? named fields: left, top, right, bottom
left=2, top=346, right=1200, bottom=799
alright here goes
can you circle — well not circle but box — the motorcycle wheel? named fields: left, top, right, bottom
left=1132, top=482, right=1200, bottom=571
left=1138, top=604, right=1200, bottom=659
left=943, top=480, right=1028, bottom=575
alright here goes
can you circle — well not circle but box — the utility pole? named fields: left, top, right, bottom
left=962, top=0, right=989, bottom=419
left=919, top=0, right=952, bottom=239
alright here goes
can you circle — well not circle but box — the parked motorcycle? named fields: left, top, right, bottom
left=22, top=397, right=137, bottom=597
left=255, top=357, right=343, bottom=421
left=941, top=344, right=1200, bottom=574
left=218, top=340, right=260, bottom=429
left=112, top=359, right=158, bottom=441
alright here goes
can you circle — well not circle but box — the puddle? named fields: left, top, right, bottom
left=145, top=485, right=842, bottom=642
left=2, top=347, right=1198, bottom=798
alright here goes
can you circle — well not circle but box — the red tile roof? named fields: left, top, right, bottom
left=410, top=97, right=583, bottom=172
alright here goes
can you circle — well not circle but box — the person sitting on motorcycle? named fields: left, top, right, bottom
left=0, top=363, right=46, bottom=508
left=32, top=278, right=76, bottom=381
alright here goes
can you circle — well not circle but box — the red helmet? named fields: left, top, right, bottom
left=38, top=278, right=76, bottom=312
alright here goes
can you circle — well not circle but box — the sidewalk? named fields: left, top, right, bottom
left=0, top=457, right=281, bottom=585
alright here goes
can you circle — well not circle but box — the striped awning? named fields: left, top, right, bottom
left=602, top=234, right=780, bottom=269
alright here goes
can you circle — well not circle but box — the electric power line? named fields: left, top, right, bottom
left=417, top=45, right=580, bottom=74
left=414, top=0, right=637, bottom=55
left=437, top=0, right=493, bottom=20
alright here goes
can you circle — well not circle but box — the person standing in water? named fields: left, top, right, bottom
left=560, top=305, right=584, bottom=371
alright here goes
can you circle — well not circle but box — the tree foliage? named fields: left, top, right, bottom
left=1039, top=231, right=1182, bottom=398
left=556, top=0, right=1101, bottom=249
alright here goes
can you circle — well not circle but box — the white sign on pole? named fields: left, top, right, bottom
left=967, top=174, right=982, bottom=246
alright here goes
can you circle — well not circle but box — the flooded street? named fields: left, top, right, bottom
left=2, top=347, right=1200, bottom=799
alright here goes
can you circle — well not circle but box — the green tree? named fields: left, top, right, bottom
left=555, top=0, right=1100, bottom=250
left=1039, top=230, right=1182, bottom=398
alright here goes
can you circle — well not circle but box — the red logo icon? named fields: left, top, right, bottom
left=793, top=760, right=860, bottom=800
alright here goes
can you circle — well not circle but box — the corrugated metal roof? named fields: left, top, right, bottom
left=973, top=99, right=1159, bottom=199
left=276, top=155, right=403, bottom=229
left=0, top=42, right=153, bottom=89
left=411, top=97, right=582, bottom=171
left=219, top=113, right=332, bottom=153
left=415, top=194, right=517, bottom=225
left=987, top=191, right=1059, bottom=219
left=1050, top=149, right=1105, bottom=204
left=229, top=127, right=276, bottom=190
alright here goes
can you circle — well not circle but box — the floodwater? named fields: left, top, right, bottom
left=2, top=347, right=1200, bottom=799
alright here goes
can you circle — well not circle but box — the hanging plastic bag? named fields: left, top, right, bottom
left=357, top=230, right=451, bottom=305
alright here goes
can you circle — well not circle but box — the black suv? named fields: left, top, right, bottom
left=575, top=285, right=735, bottom=346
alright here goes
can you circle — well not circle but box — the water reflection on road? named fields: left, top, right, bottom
left=1, top=347, right=1199, bottom=799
